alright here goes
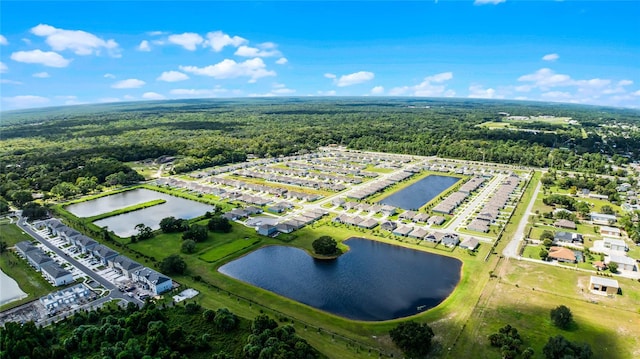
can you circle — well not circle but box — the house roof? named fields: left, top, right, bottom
left=604, top=237, right=627, bottom=247
left=548, top=247, right=576, bottom=262
left=94, top=244, right=118, bottom=258
left=554, top=219, right=577, bottom=229
left=41, top=262, right=72, bottom=279
left=607, top=254, right=636, bottom=266
left=27, top=250, right=53, bottom=265
left=133, top=267, right=171, bottom=285
left=460, top=237, right=479, bottom=249
left=589, top=275, right=619, bottom=288
left=113, top=255, right=142, bottom=271
left=15, top=241, right=37, bottom=253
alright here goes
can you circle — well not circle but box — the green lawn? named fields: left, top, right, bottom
left=199, top=239, right=260, bottom=262
left=0, top=223, right=56, bottom=311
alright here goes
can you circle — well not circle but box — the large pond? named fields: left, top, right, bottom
left=378, top=175, right=460, bottom=210
left=0, top=269, right=28, bottom=306
left=219, top=238, right=461, bottom=321
left=66, top=189, right=214, bottom=237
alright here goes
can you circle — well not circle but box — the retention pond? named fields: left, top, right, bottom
left=219, top=238, right=462, bottom=321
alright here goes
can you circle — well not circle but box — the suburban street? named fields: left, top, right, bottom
left=503, top=179, right=541, bottom=258
left=16, top=216, right=142, bottom=306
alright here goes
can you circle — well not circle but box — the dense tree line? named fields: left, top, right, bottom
left=0, top=301, right=319, bottom=359
left=1, top=98, right=639, bottom=205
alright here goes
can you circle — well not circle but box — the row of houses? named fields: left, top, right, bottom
left=347, top=170, right=414, bottom=201
left=236, top=169, right=346, bottom=191
left=290, top=160, right=378, bottom=178
left=467, top=176, right=520, bottom=233
left=335, top=200, right=398, bottom=216
left=44, top=220, right=173, bottom=295
left=432, top=177, right=486, bottom=215
left=255, top=209, right=329, bottom=236
left=15, top=241, right=74, bottom=286
left=258, top=165, right=365, bottom=185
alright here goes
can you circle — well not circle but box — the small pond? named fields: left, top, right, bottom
left=0, top=269, right=28, bottom=306
left=219, top=238, right=462, bottom=321
left=378, top=175, right=460, bottom=210
left=67, top=189, right=214, bottom=237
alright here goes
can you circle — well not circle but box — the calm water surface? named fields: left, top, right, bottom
left=67, top=189, right=214, bottom=237
left=219, top=238, right=461, bottom=321
left=378, top=175, right=460, bottom=210
left=0, top=269, right=27, bottom=305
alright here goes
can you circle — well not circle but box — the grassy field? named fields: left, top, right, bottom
left=199, top=238, right=260, bottom=262
left=0, top=223, right=56, bottom=311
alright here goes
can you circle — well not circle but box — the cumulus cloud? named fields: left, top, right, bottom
left=157, top=70, right=189, bottom=82
left=147, top=31, right=166, bottom=36
left=474, top=0, right=506, bottom=4
left=518, top=68, right=573, bottom=89
left=142, top=92, right=165, bottom=100
left=618, top=79, right=633, bottom=86
left=11, top=50, right=71, bottom=67
left=468, top=84, right=502, bottom=99
left=111, top=78, right=146, bottom=89
left=31, top=24, right=120, bottom=57
left=0, top=61, right=7, bottom=73
left=0, top=35, right=8, bottom=45
left=179, top=58, right=275, bottom=83
left=205, top=31, right=247, bottom=52
left=33, top=72, right=50, bottom=78
left=389, top=72, right=455, bottom=97
left=234, top=43, right=281, bottom=58
left=334, top=71, right=375, bottom=87
left=168, top=32, right=204, bottom=51
left=169, top=87, right=229, bottom=97
left=137, top=40, right=151, bottom=52
left=542, top=53, right=559, bottom=61
left=276, top=57, right=288, bottom=65
left=324, top=73, right=336, bottom=79
left=2, top=95, right=50, bottom=109
left=371, top=86, right=384, bottom=95
left=0, top=79, right=22, bottom=85
left=104, top=73, right=116, bottom=79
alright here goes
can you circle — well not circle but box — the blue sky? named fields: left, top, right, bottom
left=1, top=0, right=639, bottom=110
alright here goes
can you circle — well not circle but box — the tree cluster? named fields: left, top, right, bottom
left=389, top=321, right=434, bottom=358
left=543, top=335, right=593, bottom=359
left=550, top=305, right=573, bottom=330
left=488, top=324, right=534, bottom=359
left=312, top=236, right=339, bottom=256
left=242, top=314, right=319, bottom=359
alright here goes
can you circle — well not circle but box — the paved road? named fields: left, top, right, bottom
left=16, top=217, right=142, bottom=306
left=503, top=178, right=542, bottom=258
left=444, top=173, right=505, bottom=233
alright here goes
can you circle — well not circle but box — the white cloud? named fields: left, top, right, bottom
left=540, top=91, right=574, bottom=100
left=389, top=72, right=455, bottom=97
left=180, top=58, right=275, bottom=83
left=371, top=86, right=385, bottom=95
left=324, top=73, right=336, bottom=79
left=137, top=40, right=151, bottom=52
left=104, top=73, right=116, bottom=79
left=468, top=84, right=501, bottom=99
left=234, top=43, right=281, bottom=58
left=0, top=61, right=7, bottom=73
left=147, top=31, right=166, bottom=36
left=11, top=50, right=71, bottom=67
left=169, top=87, right=229, bottom=97
left=157, top=70, right=189, bottom=82
left=0, top=79, right=22, bottom=85
left=31, top=24, right=120, bottom=57
left=542, top=53, right=559, bottom=61
left=518, top=68, right=573, bottom=89
left=317, top=90, right=337, bottom=96
left=99, top=97, right=121, bottom=103
left=2, top=95, right=50, bottom=109
left=205, top=31, right=247, bottom=52
left=335, top=71, right=375, bottom=87
left=167, top=32, right=203, bottom=51
left=142, top=92, right=165, bottom=100
left=633, top=90, right=640, bottom=96
left=111, top=78, right=146, bottom=89
left=276, top=57, right=288, bottom=65
left=474, top=0, right=506, bottom=4
left=617, top=80, right=633, bottom=86
left=0, top=35, right=8, bottom=45
left=33, top=72, right=50, bottom=78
